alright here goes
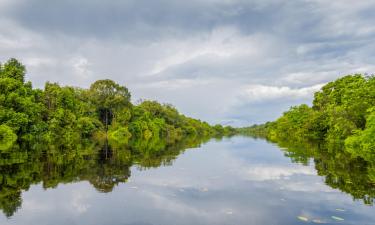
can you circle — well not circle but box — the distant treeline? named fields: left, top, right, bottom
left=0, top=58, right=235, bottom=150
left=239, top=74, right=375, bottom=160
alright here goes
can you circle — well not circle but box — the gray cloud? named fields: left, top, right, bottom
left=1, top=0, right=375, bottom=126
left=2, top=0, right=277, bottom=40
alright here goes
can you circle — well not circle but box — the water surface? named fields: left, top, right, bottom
left=0, top=137, right=374, bottom=225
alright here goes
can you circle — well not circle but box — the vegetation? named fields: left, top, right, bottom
left=346, top=108, right=375, bottom=163
left=239, top=75, right=375, bottom=195
left=0, top=57, right=237, bottom=217
left=271, top=139, right=375, bottom=206
left=239, top=74, right=375, bottom=150
left=239, top=75, right=375, bottom=205
left=0, top=134, right=214, bottom=217
left=0, top=58, right=235, bottom=152
left=1, top=59, right=374, bottom=218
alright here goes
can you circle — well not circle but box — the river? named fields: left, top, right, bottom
left=0, top=136, right=374, bottom=225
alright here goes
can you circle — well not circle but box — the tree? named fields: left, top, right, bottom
left=0, top=58, right=26, bottom=83
left=246, top=74, right=375, bottom=143
left=89, top=80, right=131, bottom=130
left=346, top=108, right=375, bottom=161
left=0, top=71, right=44, bottom=140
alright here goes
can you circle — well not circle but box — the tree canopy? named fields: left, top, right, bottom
left=239, top=74, right=375, bottom=181
left=0, top=58, right=235, bottom=151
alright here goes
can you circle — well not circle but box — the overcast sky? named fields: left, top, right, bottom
left=1, top=0, right=374, bottom=126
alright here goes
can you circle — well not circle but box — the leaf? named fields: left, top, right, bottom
left=335, top=208, right=346, bottom=212
left=297, top=216, right=309, bottom=222
left=331, top=216, right=344, bottom=221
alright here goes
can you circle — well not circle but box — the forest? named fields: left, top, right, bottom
left=0, top=58, right=238, bottom=217
left=239, top=74, right=375, bottom=164
left=0, top=58, right=236, bottom=151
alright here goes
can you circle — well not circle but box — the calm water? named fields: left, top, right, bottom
left=0, top=136, right=374, bottom=225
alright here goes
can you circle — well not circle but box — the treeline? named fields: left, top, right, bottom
left=239, top=74, right=375, bottom=159
left=0, top=58, right=235, bottom=150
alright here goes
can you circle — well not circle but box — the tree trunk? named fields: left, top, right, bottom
left=105, top=109, right=108, bottom=131
left=105, top=140, right=108, bottom=159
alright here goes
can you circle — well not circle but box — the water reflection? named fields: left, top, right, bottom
left=0, top=135, right=211, bottom=217
left=271, top=139, right=375, bottom=205
left=0, top=136, right=374, bottom=225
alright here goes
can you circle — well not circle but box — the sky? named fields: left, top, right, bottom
left=1, top=0, right=375, bottom=126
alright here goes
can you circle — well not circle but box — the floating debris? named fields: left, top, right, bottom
left=297, top=216, right=309, bottom=222
left=280, top=198, right=286, bottom=201
left=200, top=187, right=209, bottom=192
left=129, top=186, right=138, bottom=189
left=335, top=208, right=346, bottom=212
left=225, top=210, right=233, bottom=215
left=312, top=219, right=326, bottom=224
left=331, top=216, right=344, bottom=221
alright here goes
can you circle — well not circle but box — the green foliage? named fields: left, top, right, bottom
left=0, top=133, right=212, bottom=217
left=0, top=63, right=44, bottom=140
left=345, top=108, right=375, bottom=162
left=108, top=127, right=132, bottom=145
left=0, top=58, right=239, bottom=218
left=77, top=117, right=102, bottom=138
left=270, top=138, right=375, bottom=206
left=0, top=125, right=17, bottom=151
left=313, top=75, right=375, bottom=139
left=89, top=79, right=131, bottom=129
left=241, top=74, right=375, bottom=178
left=0, top=58, right=26, bottom=83
left=242, top=75, right=375, bottom=141
left=273, top=104, right=314, bottom=139
left=128, top=100, right=233, bottom=142
left=0, top=58, right=233, bottom=150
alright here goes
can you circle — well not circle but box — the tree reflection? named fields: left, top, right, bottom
left=270, top=138, right=375, bottom=205
left=0, top=135, right=211, bottom=217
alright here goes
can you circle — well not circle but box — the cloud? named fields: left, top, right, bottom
left=239, top=83, right=325, bottom=103
left=1, top=0, right=284, bottom=40
left=241, top=165, right=316, bottom=181
left=71, top=190, right=92, bottom=214
left=1, top=0, right=375, bottom=125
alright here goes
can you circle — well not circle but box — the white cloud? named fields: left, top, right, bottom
left=239, top=83, right=325, bottom=103
left=71, top=56, right=92, bottom=79
left=149, top=27, right=273, bottom=76
left=71, top=190, right=91, bottom=214
left=241, top=165, right=316, bottom=181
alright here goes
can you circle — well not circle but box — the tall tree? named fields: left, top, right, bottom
left=89, top=79, right=131, bottom=130
left=0, top=58, right=26, bottom=83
